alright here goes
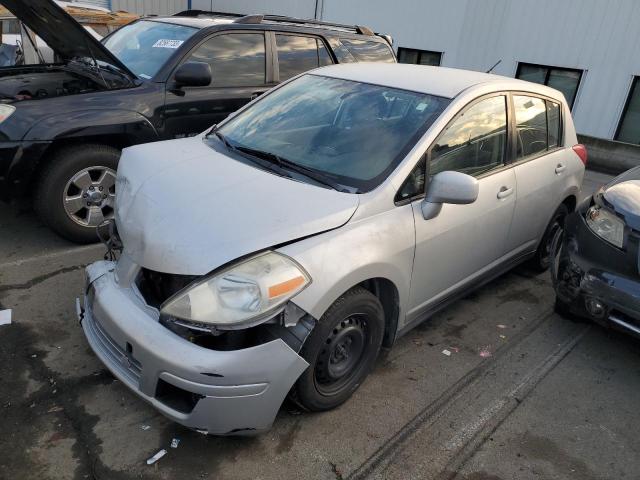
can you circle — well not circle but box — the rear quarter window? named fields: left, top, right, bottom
left=339, top=38, right=395, bottom=63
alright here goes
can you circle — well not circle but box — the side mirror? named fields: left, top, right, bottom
left=174, top=62, right=212, bottom=87
left=421, top=170, right=479, bottom=220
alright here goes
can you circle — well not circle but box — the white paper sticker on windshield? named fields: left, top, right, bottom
left=416, top=102, right=428, bottom=111
left=152, top=39, right=184, bottom=49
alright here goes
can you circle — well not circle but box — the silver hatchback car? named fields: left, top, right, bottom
left=79, top=64, right=585, bottom=435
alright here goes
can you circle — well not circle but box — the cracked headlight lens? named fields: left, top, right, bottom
left=586, top=206, right=625, bottom=248
left=161, top=251, right=310, bottom=329
left=0, top=105, right=15, bottom=123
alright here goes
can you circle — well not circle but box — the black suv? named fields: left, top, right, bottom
left=0, top=1, right=395, bottom=242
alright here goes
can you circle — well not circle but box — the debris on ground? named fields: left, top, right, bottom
left=497, top=324, right=507, bottom=329
left=47, top=406, right=63, bottom=413
left=141, top=425, right=151, bottom=431
left=171, top=438, right=180, bottom=449
left=146, top=449, right=167, bottom=465
left=442, top=349, right=451, bottom=356
left=0, top=309, right=11, bottom=326
left=479, top=346, right=492, bottom=358
left=499, top=334, right=507, bottom=340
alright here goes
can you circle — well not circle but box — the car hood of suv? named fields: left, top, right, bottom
left=115, top=137, right=360, bottom=276
left=602, top=166, right=640, bottom=231
left=1, top=0, right=135, bottom=79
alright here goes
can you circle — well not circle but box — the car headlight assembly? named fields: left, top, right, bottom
left=161, top=251, right=310, bottom=330
left=586, top=206, right=625, bottom=248
left=0, top=105, right=15, bottom=123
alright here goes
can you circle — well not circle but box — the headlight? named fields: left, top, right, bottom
left=161, top=251, right=310, bottom=329
left=0, top=105, right=15, bottom=123
left=586, top=206, right=625, bottom=248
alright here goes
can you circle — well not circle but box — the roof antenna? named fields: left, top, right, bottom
left=485, top=59, right=501, bottom=73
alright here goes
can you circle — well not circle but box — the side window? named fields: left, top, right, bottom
left=187, top=33, right=266, bottom=87
left=430, top=96, right=507, bottom=177
left=514, top=95, right=547, bottom=159
left=275, top=34, right=333, bottom=81
left=339, top=38, right=395, bottom=63
left=547, top=100, right=561, bottom=148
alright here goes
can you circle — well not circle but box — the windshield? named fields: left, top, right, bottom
left=102, top=20, right=197, bottom=79
left=217, top=74, right=449, bottom=192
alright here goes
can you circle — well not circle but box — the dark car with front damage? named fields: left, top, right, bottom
left=553, top=166, right=640, bottom=336
left=0, top=0, right=395, bottom=242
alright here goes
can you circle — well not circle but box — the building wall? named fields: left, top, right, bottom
left=111, top=0, right=188, bottom=16
left=190, top=0, right=316, bottom=18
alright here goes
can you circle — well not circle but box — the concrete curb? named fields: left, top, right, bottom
left=579, top=134, right=640, bottom=175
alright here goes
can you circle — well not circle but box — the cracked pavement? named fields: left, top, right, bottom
left=1, top=170, right=639, bottom=479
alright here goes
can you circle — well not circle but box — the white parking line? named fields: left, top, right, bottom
left=0, top=244, right=102, bottom=269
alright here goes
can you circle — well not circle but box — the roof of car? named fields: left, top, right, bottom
left=314, top=63, right=563, bottom=100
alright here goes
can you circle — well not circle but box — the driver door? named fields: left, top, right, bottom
left=161, top=32, right=274, bottom=139
left=405, top=94, right=517, bottom=324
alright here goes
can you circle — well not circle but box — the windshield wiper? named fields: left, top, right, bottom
left=234, top=146, right=345, bottom=192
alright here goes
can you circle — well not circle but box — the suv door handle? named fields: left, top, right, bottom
left=555, top=163, right=567, bottom=174
left=497, top=186, right=514, bottom=199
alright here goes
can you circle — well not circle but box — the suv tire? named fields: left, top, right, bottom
left=34, top=144, right=120, bottom=244
left=291, top=286, right=385, bottom=411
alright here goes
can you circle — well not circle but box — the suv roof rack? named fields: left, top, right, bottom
left=172, top=10, right=375, bottom=36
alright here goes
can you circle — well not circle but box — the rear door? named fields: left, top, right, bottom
left=505, top=95, right=566, bottom=253
left=272, top=32, right=334, bottom=82
left=161, top=31, right=273, bottom=139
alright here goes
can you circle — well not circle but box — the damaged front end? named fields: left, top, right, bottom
left=553, top=195, right=640, bottom=336
left=78, top=250, right=316, bottom=435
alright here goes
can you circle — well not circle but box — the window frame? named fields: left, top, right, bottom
left=614, top=75, right=640, bottom=144
left=271, top=31, right=335, bottom=83
left=515, top=62, right=583, bottom=110
left=397, top=47, right=442, bottom=66
left=394, top=90, right=566, bottom=205
left=171, top=29, right=275, bottom=88
left=394, top=91, right=514, bottom=205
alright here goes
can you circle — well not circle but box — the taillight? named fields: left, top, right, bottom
left=572, top=144, right=588, bottom=166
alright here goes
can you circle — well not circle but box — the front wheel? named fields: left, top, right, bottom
left=34, top=144, right=120, bottom=243
left=291, top=287, right=385, bottom=411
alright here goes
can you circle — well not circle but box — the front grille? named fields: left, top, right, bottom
left=137, top=268, right=197, bottom=308
left=86, top=311, right=142, bottom=386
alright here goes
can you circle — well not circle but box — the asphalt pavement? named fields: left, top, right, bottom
left=1, top=169, right=638, bottom=480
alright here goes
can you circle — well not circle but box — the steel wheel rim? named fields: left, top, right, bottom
left=315, top=314, right=369, bottom=396
left=62, top=166, right=116, bottom=227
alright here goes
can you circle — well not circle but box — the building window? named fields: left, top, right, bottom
left=516, top=62, right=583, bottom=110
left=397, top=47, right=441, bottom=66
left=615, top=76, right=640, bottom=145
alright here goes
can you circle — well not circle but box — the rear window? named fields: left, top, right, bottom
left=339, top=38, right=395, bottom=63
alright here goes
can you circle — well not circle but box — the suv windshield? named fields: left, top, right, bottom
left=103, top=20, right=197, bottom=79
left=217, top=74, right=449, bottom=192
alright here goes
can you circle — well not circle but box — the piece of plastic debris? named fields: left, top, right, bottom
left=442, top=349, right=451, bottom=356
left=48, top=406, right=63, bottom=413
left=479, top=347, right=492, bottom=358
left=31, top=354, right=37, bottom=358
left=499, top=335, right=506, bottom=339
left=0, top=309, right=11, bottom=326
left=141, top=425, right=151, bottom=431
left=450, top=346, right=460, bottom=353
left=497, top=324, right=507, bottom=329
left=146, top=449, right=166, bottom=465
left=170, top=438, right=180, bottom=449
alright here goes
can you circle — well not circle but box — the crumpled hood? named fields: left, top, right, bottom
left=599, top=166, right=640, bottom=231
left=116, top=137, right=359, bottom=275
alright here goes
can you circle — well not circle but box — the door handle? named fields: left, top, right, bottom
left=497, top=186, right=514, bottom=199
left=555, top=164, right=567, bottom=174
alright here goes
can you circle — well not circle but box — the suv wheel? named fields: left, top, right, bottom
left=528, top=204, right=569, bottom=272
left=34, top=144, right=120, bottom=243
left=291, top=287, right=385, bottom=411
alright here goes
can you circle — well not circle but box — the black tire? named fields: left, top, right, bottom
left=34, top=144, right=120, bottom=244
left=291, top=287, right=385, bottom=411
left=528, top=203, right=569, bottom=272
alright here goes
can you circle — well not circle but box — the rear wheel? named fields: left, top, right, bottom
left=529, top=204, right=569, bottom=272
left=291, top=287, right=385, bottom=411
left=34, top=144, right=119, bottom=243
